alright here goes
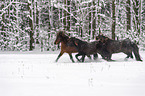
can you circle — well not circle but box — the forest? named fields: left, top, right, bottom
left=0, top=0, right=145, bottom=51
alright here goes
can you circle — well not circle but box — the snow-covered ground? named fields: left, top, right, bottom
left=0, top=50, right=145, bottom=96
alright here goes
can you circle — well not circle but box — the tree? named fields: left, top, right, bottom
left=126, top=0, right=131, bottom=31
left=88, top=0, right=96, bottom=39
left=111, top=0, right=116, bottom=40
left=0, top=0, right=145, bottom=51
left=1, top=0, right=5, bottom=32
left=97, top=0, right=101, bottom=34
left=63, top=0, right=70, bottom=31
left=92, top=0, right=96, bottom=39
left=28, top=0, right=34, bottom=51
left=132, top=0, right=140, bottom=35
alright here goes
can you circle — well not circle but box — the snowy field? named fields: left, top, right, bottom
left=0, top=50, right=145, bottom=96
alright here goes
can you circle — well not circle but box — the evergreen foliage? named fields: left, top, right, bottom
left=0, top=0, right=145, bottom=51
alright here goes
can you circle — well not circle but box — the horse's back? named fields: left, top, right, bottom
left=106, top=40, right=122, bottom=53
left=82, top=41, right=98, bottom=55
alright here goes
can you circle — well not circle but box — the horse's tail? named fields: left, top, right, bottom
left=131, top=42, right=142, bottom=61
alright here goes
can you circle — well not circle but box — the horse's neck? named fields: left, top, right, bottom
left=104, top=39, right=112, bottom=45
left=60, top=41, right=67, bottom=47
left=63, top=36, right=69, bottom=43
left=78, top=40, right=88, bottom=47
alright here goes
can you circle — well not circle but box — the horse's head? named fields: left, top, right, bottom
left=54, top=31, right=66, bottom=44
left=96, top=34, right=109, bottom=43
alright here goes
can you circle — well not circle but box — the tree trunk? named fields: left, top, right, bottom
left=1, top=0, right=5, bottom=32
left=97, top=0, right=101, bottom=34
left=92, top=0, right=96, bottom=39
left=63, top=0, right=70, bottom=31
left=28, top=1, right=34, bottom=51
left=35, top=2, right=39, bottom=44
left=126, top=0, right=131, bottom=31
left=1, top=0, right=6, bottom=42
left=88, top=2, right=92, bottom=36
left=36, top=2, right=39, bottom=27
left=112, top=0, right=116, bottom=40
left=133, top=0, right=140, bottom=35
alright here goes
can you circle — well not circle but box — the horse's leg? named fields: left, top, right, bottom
left=101, top=51, right=112, bottom=61
left=55, top=52, right=64, bottom=62
left=128, top=51, right=134, bottom=59
left=123, top=52, right=130, bottom=61
left=81, top=54, right=86, bottom=62
left=75, top=54, right=82, bottom=62
left=130, top=53, right=133, bottom=58
left=107, top=54, right=113, bottom=61
left=87, top=55, right=91, bottom=60
left=124, top=53, right=130, bottom=61
left=126, top=54, right=130, bottom=58
left=68, top=53, right=75, bottom=63
left=124, top=52, right=133, bottom=59
left=93, top=54, right=98, bottom=60
left=123, top=51, right=134, bottom=60
left=124, top=49, right=133, bottom=59
left=126, top=53, right=132, bottom=58
left=131, top=43, right=142, bottom=61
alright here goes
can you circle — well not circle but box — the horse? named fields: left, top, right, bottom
left=96, top=34, right=142, bottom=61
left=54, top=31, right=78, bottom=62
left=54, top=30, right=94, bottom=62
left=67, top=37, right=109, bottom=62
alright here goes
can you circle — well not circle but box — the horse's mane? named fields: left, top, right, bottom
left=98, top=34, right=113, bottom=41
left=57, top=30, right=69, bottom=43
left=71, top=37, right=88, bottom=44
left=103, top=35, right=112, bottom=40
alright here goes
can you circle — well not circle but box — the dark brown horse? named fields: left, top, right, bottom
left=67, top=37, right=105, bottom=62
left=54, top=31, right=96, bottom=62
left=96, top=34, right=142, bottom=61
left=54, top=31, right=78, bottom=62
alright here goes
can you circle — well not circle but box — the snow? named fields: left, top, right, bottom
left=0, top=51, right=145, bottom=96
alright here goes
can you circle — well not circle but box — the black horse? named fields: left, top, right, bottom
left=68, top=37, right=109, bottom=62
left=96, top=34, right=142, bottom=61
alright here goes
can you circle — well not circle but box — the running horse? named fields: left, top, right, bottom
left=54, top=31, right=78, bottom=62
left=96, top=34, right=142, bottom=61
left=67, top=37, right=107, bottom=62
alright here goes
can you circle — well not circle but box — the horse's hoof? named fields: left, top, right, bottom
left=137, top=59, right=143, bottom=62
